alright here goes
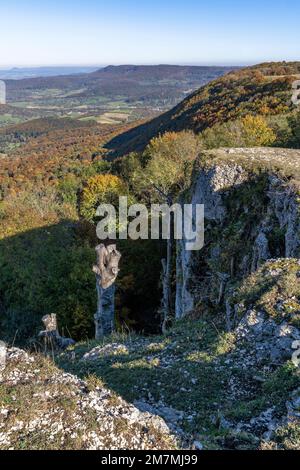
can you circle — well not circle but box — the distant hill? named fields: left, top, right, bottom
left=105, top=61, right=300, bottom=155
left=5, top=64, right=237, bottom=108
left=91, top=64, right=231, bottom=80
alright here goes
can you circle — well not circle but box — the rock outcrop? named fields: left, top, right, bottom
left=0, top=347, right=178, bottom=450
left=176, top=148, right=300, bottom=318
left=226, top=258, right=300, bottom=361
left=235, top=310, right=300, bottom=364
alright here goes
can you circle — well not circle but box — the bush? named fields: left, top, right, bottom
left=199, top=115, right=276, bottom=149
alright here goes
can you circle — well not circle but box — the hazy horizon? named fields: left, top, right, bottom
left=0, top=62, right=251, bottom=69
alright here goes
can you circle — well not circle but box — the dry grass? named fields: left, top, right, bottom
left=0, top=349, right=178, bottom=450
left=200, top=147, right=300, bottom=182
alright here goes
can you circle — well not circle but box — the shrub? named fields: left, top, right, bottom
left=199, top=115, right=276, bottom=149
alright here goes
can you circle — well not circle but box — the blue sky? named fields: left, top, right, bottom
left=0, top=0, right=299, bottom=66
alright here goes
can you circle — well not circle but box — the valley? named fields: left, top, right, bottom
left=0, top=64, right=236, bottom=130
left=0, top=61, right=300, bottom=451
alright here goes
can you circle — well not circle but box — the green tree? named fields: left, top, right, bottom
left=287, top=112, right=300, bottom=148
left=132, top=131, right=200, bottom=331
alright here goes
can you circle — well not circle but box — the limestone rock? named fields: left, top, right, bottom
left=176, top=148, right=300, bottom=318
left=236, top=310, right=300, bottom=364
left=0, top=347, right=179, bottom=450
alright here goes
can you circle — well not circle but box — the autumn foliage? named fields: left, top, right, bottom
left=80, top=174, right=127, bottom=222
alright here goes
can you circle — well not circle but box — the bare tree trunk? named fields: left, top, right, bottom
left=95, top=275, right=103, bottom=339
left=94, top=275, right=116, bottom=339
left=93, top=244, right=121, bottom=340
left=38, top=314, right=75, bottom=350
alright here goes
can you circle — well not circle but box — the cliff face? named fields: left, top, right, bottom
left=176, top=148, right=300, bottom=318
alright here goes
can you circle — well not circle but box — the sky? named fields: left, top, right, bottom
left=0, top=0, right=299, bottom=67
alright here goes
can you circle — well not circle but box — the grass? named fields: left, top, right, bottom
left=56, top=312, right=300, bottom=449
left=0, top=351, right=177, bottom=450
left=57, top=319, right=230, bottom=432
left=199, top=147, right=300, bottom=182
left=231, top=258, right=300, bottom=326
left=1, top=314, right=299, bottom=449
left=224, top=362, right=300, bottom=421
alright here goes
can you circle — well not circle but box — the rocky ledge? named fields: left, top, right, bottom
left=0, top=347, right=179, bottom=450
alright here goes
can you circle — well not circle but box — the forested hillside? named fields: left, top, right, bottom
left=106, top=62, right=300, bottom=155
left=1, top=61, right=300, bottom=451
left=1, top=61, right=300, bottom=344
left=0, top=65, right=235, bottom=129
left=5, top=64, right=235, bottom=104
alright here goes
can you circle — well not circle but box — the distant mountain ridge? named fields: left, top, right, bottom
left=91, top=64, right=234, bottom=79
left=4, top=64, right=237, bottom=107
